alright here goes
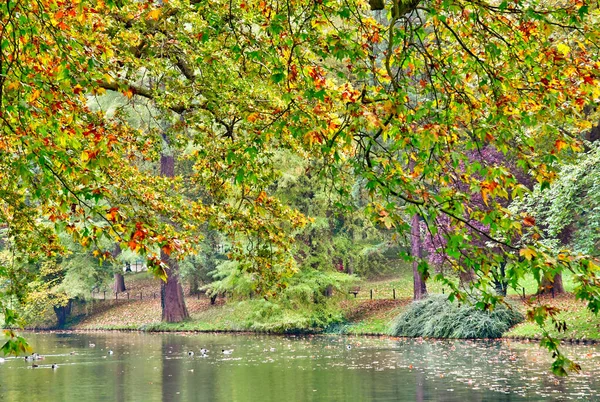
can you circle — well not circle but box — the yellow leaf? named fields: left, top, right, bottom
left=520, top=248, right=537, bottom=261
left=481, top=188, right=489, bottom=206
left=556, top=43, right=570, bottom=56
left=147, top=9, right=161, bottom=20
left=81, top=150, right=90, bottom=162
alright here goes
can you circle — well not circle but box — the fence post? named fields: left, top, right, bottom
left=197, top=293, right=200, bottom=300
left=393, top=289, right=396, bottom=300
left=140, top=292, right=142, bottom=300
left=370, top=289, right=373, bottom=300
left=522, top=287, right=525, bottom=298
left=153, top=292, right=156, bottom=299
left=115, top=292, right=117, bottom=301
left=103, top=291, right=106, bottom=300
left=127, top=292, right=129, bottom=300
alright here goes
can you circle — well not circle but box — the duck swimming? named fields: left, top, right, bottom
left=52, top=364, right=58, bottom=369
left=222, top=349, right=233, bottom=355
left=188, top=351, right=194, bottom=357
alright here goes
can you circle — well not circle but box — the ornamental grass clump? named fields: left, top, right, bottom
left=390, top=295, right=523, bottom=339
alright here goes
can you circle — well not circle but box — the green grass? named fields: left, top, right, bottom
left=342, top=306, right=407, bottom=334
left=506, top=271, right=577, bottom=296
left=506, top=296, right=600, bottom=340
left=355, top=272, right=448, bottom=300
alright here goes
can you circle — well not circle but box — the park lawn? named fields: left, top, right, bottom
left=335, top=299, right=411, bottom=334
left=505, top=294, right=600, bottom=340
left=12, top=270, right=600, bottom=340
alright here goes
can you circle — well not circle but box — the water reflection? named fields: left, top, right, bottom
left=0, top=332, right=598, bottom=401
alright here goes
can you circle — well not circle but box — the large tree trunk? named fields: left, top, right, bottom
left=112, top=243, right=126, bottom=293
left=160, top=153, right=189, bottom=322
left=411, top=214, right=427, bottom=300
left=538, top=224, right=570, bottom=296
left=540, top=273, right=565, bottom=295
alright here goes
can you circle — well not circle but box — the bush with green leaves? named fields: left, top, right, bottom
left=390, top=295, right=523, bottom=339
left=206, top=259, right=354, bottom=332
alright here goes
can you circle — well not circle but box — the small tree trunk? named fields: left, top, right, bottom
left=189, top=275, right=200, bottom=296
left=114, top=273, right=126, bottom=293
left=411, top=214, right=427, bottom=300
left=493, top=261, right=508, bottom=296
left=540, top=273, right=565, bottom=295
left=54, top=299, right=72, bottom=328
left=346, top=256, right=354, bottom=275
left=112, top=243, right=126, bottom=293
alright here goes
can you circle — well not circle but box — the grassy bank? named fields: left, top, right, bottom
left=505, top=295, right=600, bottom=340
left=9, top=271, right=600, bottom=340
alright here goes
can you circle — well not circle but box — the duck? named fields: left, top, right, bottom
left=51, top=364, right=59, bottom=369
left=69, top=351, right=76, bottom=355
left=108, top=350, right=114, bottom=355
left=188, top=351, right=194, bottom=357
left=25, top=355, right=34, bottom=362
left=0, top=357, right=5, bottom=363
left=200, top=348, right=209, bottom=355
left=221, top=349, right=233, bottom=355
left=269, top=348, right=276, bottom=352
left=31, top=364, right=39, bottom=368
left=346, top=345, right=352, bottom=350
left=89, top=343, right=96, bottom=348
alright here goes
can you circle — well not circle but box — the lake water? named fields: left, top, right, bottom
left=0, top=332, right=599, bottom=401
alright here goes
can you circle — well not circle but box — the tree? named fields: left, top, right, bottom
left=513, top=143, right=600, bottom=294
left=159, top=146, right=189, bottom=322
left=3, top=0, right=600, bottom=375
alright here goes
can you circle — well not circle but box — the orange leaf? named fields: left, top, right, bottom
left=523, top=215, right=536, bottom=227
left=554, top=139, right=567, bottom=152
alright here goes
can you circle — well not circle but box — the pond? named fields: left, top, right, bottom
left=0, top=332, right=599, bottom=401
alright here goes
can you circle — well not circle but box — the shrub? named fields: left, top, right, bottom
left=390, top=295, right=523, bottom=339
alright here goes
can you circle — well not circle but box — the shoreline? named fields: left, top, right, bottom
left=9, top=326, right=600, bottom=345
